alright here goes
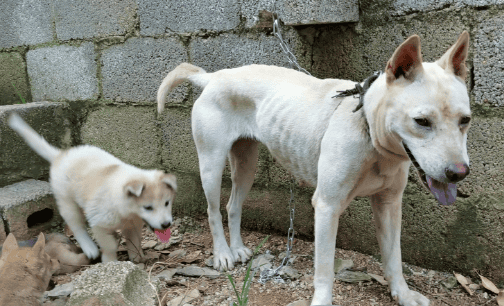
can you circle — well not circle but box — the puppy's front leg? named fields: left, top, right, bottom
left=371, top=188, right=430, bottom=306
left=92, top=226, right=119, bottom=263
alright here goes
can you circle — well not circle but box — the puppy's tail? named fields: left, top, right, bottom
left=157, top=62, right=208, bottom=113
left=8, top=113, right=61, bottom=163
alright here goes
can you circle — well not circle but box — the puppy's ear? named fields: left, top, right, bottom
left=124, top=181, right=144, bottom=197
left=385, top=34, right=423, bottom=84
left=1, top=233, right=19, bottom=258
left=436, top=31, right=470, bottom=81
left=31, top=232, right=46, bottom=256
left=162, top=173, right=177, bottom=192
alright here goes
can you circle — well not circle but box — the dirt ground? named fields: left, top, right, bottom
left=50, top=216, right=500, bottom=306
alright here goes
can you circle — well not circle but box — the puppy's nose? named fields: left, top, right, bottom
left=445, top=163, right=470, bottom=183
left=161, top=221, right=171, bottom=229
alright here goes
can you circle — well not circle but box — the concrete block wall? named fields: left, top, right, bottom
left=0, top=0, right=503, bottom=282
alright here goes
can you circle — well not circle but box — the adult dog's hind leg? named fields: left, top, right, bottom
left=370, top=170, right=430, bottom=306
left=227, top=138, right=259, bottom=262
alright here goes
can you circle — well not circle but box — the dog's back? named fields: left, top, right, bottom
left=0, top=233, right=59, bottom=305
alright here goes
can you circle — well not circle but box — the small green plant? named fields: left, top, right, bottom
left=227, top=235, right=270, bottom=306
left=12, top=83, right=26, bottom=104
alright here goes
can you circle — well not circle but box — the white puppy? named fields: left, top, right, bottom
left=8, top=113, right=177, bottom=263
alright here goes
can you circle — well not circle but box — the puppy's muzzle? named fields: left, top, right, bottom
left=445, top=163, right=470, bottom=183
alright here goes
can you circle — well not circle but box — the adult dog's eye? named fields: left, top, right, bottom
left=460, top=116, right=471, bottom=125
left=144, top=205, right=153, bottom=211
left=414, top=118, right=431, bottom=127
left=165, top=201, right=170, bottom=207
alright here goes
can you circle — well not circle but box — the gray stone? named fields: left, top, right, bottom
left=286, top=300, right=310, bottom=306
left=166, top=289, right=200, bottom=306
left=0, top=180, right=63, bottom=241
left=142, top=240, right=157, bottom=249
left=54, top=0, right=137, bottom=40
left=101, top=37, right=188, bottom=103
left=473, top=13, right=504, bottom=106
left=155, top=269, right=178, bottom=281
left=68, top=261, right=159, bottom=306
left=176, top=265, right=221, bottom=279
left=279, top=265, right=302, bottom=280
left=242, top=0, right=358, bottom=27
left=0, top=102, right=74, bottom=186
left=138, top=0, right=240, bottom=35
left=251, top=254, right=274, bottom=271
left=335, top=270, right=372, bottom=283
left=205, top=256, right=214, bottom=267
left=334, top=258, right=354, bottom=274
left=168, top=249, right=187, bottom=259
left=0, top=0, right=53, bottom=49
left=441, top=276, right=458, bottom=289
left=392, top=0, right=504, bottom=16
left=26, top=43, right=98, bottom=101
left=0, top=218, right=5, bottom=244
left=44, top=282, right=74, bottom=299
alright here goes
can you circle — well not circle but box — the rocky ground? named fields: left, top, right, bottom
left=46, top=216, right=501, bottom=306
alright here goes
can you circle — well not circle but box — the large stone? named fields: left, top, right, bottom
left=0, top=53, right=31, bottom=105
left=54, top=0, right=137, bottom=40
left=138, top=0, right=240, bottom=35
left=101, top=37, right=188, bottom=103
left=473, top=12, right=504, bottom=106
left=68, top=261, right=159, bottom=306
left=26, top=43, right=99, bottom=101
left=0, top=218, right=6, bottom=243
left=0, top=102, right=74, bottom=186
left=242, top=0, right=359, bottom=27
left=0, top=180, right=63, bottom=242
left=0, top=0, right=53, bottom=49
left=392, top=0, right=504, bottom=16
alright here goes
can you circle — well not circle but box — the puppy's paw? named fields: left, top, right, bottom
left=392, top=288, right=430, bottom=306
left=80, top=240, right=100, bottom=260
left=213, top=247, right=236, bottom=271
left=230, top=245, right=252, bottom=263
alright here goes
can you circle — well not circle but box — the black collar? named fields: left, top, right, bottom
left=332, top=71, right=382, bottom=112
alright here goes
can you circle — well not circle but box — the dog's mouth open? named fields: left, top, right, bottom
left=146, top=224, right=171, bottom=243
left=403, top=144, right=460, bottom=205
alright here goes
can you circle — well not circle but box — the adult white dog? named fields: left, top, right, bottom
left=158, top=31, right=471, bottom=306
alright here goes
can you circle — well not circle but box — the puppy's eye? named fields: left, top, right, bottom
left=460, top=116, right=471, bottom=125
left=414, top=118, right=431, bottom=127
left=165, top=201, right=170, bottom=207
left=144, top=205, right=153, bottom=211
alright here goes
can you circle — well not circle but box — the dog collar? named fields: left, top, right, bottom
left=332, top=71, right=382, bottom=112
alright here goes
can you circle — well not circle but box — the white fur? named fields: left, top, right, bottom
left=157, top=32, right=471, bottom=306
left=8, top=114, right=177, bottom=263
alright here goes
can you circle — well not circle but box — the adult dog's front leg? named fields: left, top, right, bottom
left=371, top=189, right=430, bottom=306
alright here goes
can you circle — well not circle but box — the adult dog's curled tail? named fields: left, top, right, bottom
left=157, top=63, right=207, bottom=113
left=8, top=113, right=61, bottom=163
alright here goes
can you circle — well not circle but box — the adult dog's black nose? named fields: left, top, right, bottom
left=445, top=163, right=470, bottom=183
left=161, top=221, right=171, bottom=229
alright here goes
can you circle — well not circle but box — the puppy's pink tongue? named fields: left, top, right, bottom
left=154, top=228, right=171, bottom=243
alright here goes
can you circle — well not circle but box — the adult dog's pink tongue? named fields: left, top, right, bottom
left=426, top=176, right=457, bottom=205
left=154, top=228, right=171, bottom=243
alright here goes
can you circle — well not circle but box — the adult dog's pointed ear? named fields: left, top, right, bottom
left=385, top=35, right=423, bottom=85
left=162, top=173, right=177, bottom=192
left=1, top=233, right=19, bottom=259
left=31, top=232, right=46, bottom=255
left=124, top=180, right=144, bottom=197
left=436, top=31, right=470, bottom=81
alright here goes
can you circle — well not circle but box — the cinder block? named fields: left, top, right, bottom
left=474, top=13, right=504, bottom=106
left=190, top=31, right=311, bottom=73
left=0, top=180, right=63, bottom=242
left=0, top=102, right=74, bottom=187
left=68, top=261, right=159, bottom=306
left=26, top=43, right=98, bottom=101
left=242, top=0, right=358, bottom=27
left=101, top=37, right=188, bottom=103
left=54, top=0, right=137, bottom=40
left=138, top=0, right=240, bottom=35
left=392, top=0, right=504, bottom=16
left=81, top=106, right=160, bottom=169
left=0, top=0, right=53, bottom=49
left=0, top=52, right=31, bottom=105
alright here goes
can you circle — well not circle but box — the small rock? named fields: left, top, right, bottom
left=156, top=269, right=178, bottom=281
left=335, top=270, right=372, bottom=283
left=136, top=263, right=145, bottom=270
left=441, top=276, right=458, bottom=289
left=44, top=282, right=74, bottom=299
left=279, top=265, right=302, bottom=280
left=205, top=256, right=214, bottom=267
left=142, top=240, right=157, bottom=249
left=286, top=300, right=310, bottom=306
left=177, top=265, right=221, bottom=279
left=251, top=254, right=274, bottom=271
left=154, top=243, right=170, bottom=251
left=334, top=258, right=354, bottom=274
left=402, top=263, right=413, bottom=276
left=169, top=249, right=187, bottom=259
